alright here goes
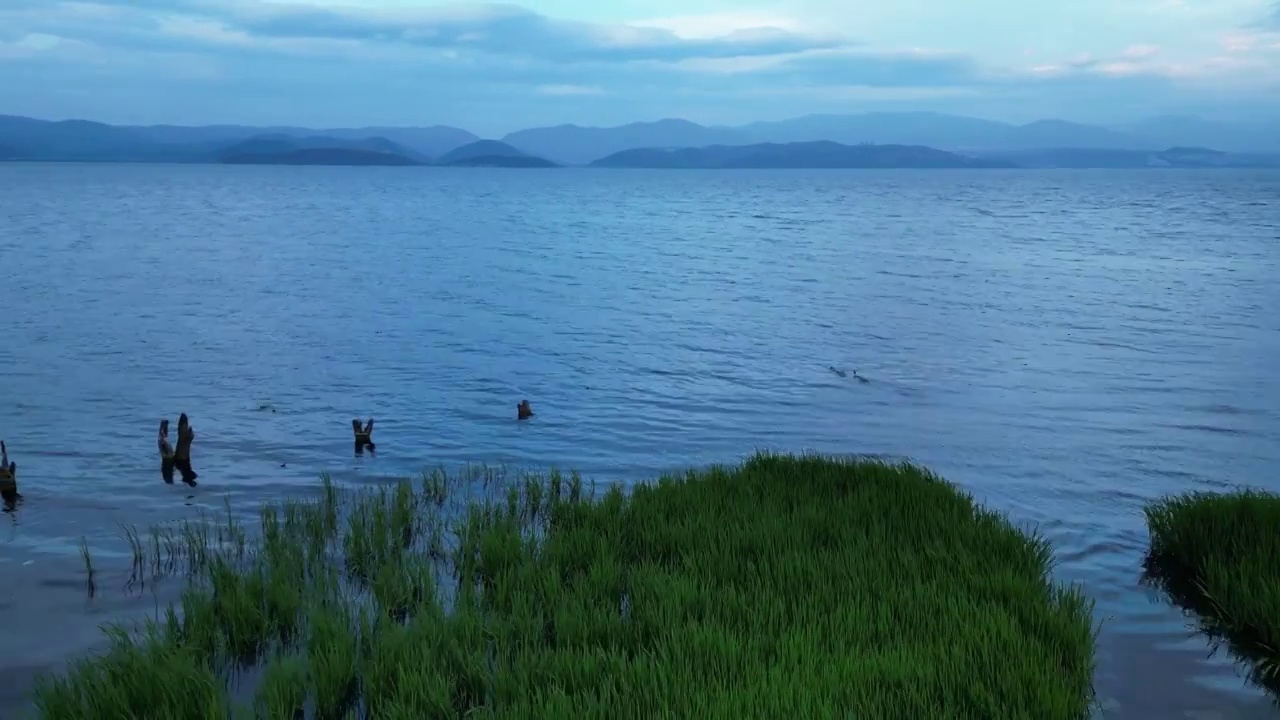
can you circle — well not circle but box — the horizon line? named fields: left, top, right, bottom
left=4, top=109, right=1272, bottom=137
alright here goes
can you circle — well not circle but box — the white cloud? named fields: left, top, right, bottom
left=0, top=32, right=95, bottom=61
left=628, top=12, right=814, bottom=39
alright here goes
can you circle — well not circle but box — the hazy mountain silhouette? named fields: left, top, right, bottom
left=501, top=119, right=749, bottom=165
left=0, top=114, right=193, bottom=161
left=2, top=111, right=1276, bottom=166
left=591, top=141, right=1016, bottom=169
left=221, top=147, right=423, bottom=166
left=436, top=140, right=557, bottom=167
left=973, top=146, right=1280, bottom=168
left=215, top=137, right=556, bottom=167
left=0, top=116, right=473, bottom=161
left=736, top=113, right=1141, bottom=150
left=1120, top=115, right=1278, bottom=153
left=127, top=124, right=478, bottom=158
left=215, top=134, right=428, bottom=163
left=507, top=112, right=1278, bottom=162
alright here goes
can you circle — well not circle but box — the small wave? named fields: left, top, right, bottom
left=1160, top=422, right=1250, bottom=436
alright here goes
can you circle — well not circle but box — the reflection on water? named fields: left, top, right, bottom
left=0, top=164, right=1278, bottom=718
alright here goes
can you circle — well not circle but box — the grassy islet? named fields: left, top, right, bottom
left=34, top=453, right=1098, bottom=719
left=1144, top=489, right=1280, bottom=700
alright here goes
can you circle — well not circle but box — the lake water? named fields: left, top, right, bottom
left=1, top=163, right=1277, bottom=718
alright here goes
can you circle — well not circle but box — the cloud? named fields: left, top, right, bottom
left=0, top=33, right=79, bottom=59
left=0, top=1, right=986, bottom=94
left=17, top=0, right=849, bottom=63
left=1015, top=37, right=1280, bottom=86
left=733, top=48, right=981, bottom=88
left=628, top=12, right=814, bottom=40
left=1, top=0, right=1278, bottom=133
left=1263, top=1, right=1280, bottom=28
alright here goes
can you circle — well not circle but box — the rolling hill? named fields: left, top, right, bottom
left=436, top=140, right=556, bottom=167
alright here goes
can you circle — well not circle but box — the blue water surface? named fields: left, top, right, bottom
left=1, top=164, right=1277, bottom=718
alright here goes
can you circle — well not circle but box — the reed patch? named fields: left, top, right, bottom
left=35, top=454, right=1098, bottom=719
left=1144, top=489, right=1280, bottom=700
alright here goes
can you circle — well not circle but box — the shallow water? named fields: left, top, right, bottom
left=0, top=163, right=1277, bottom=718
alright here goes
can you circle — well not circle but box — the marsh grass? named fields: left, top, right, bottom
left=77, top=536, right=95, bottom=598
left=1143, top=489, right=1280, bottom=700
left=34, top=454, right=1097, bottom=719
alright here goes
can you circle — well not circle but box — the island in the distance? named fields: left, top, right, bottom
left=215, top=135, right=559, bottom=168
left=589, top=141, right=1017, bottom=169
left=435, top=140, right=559, bottom=167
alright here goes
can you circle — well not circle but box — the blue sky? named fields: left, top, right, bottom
left=2, top=0, right=1278, bottom=135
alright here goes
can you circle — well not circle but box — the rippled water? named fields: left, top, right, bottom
left=1, top=163, right=1277, bottom=718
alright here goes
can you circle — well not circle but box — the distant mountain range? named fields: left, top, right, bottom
left=589, top=143, right=1280, bottom=169
left=128, top=122, right=478, bottom=159
left=0, top=115, right=559, bottom=167
left=215, top=137, right=557, bottom=168
left=499, top=113, right=1278, bottom=166
left=1, top=112, right=1278, bottom=168
left=216, top=134, right=432, bottom=164
left=971, top=146, right=1280, bottom=169
left=592, top=142, right=1014, bottom=169
left=220, top=146, right=422, bottom=167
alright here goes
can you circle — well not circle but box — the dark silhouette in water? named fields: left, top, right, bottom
left=352, top=418, right=375, bottom=454
left=158, top=419, right=175, bottom=484
left=830, top=366, right=870, bottom=384
left=173, top=414, right=198, bottom=486
left=517, top=400, right=534, bottom=420
left=257, top=403, right=277, bottom=413
left=0, top=440, right=20, bottom=510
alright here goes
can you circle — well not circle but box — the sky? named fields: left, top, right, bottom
left=1, top=0, right=1278, bottom=136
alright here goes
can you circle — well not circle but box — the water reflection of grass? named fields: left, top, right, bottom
left=35, top=453, right=1098, bottom=719
left=1144, top=490, right=1280, bottom=701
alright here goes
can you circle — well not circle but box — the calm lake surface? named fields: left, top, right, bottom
left=1, top=163, right=1277, bottom=718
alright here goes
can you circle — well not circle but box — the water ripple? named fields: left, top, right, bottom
left=0, top=165, right=1278, bottom=718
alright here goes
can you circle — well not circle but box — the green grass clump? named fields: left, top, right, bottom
left=33, top=454, right=1097, bottom=719
left=1143, top=489, right=1280, bottom=698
